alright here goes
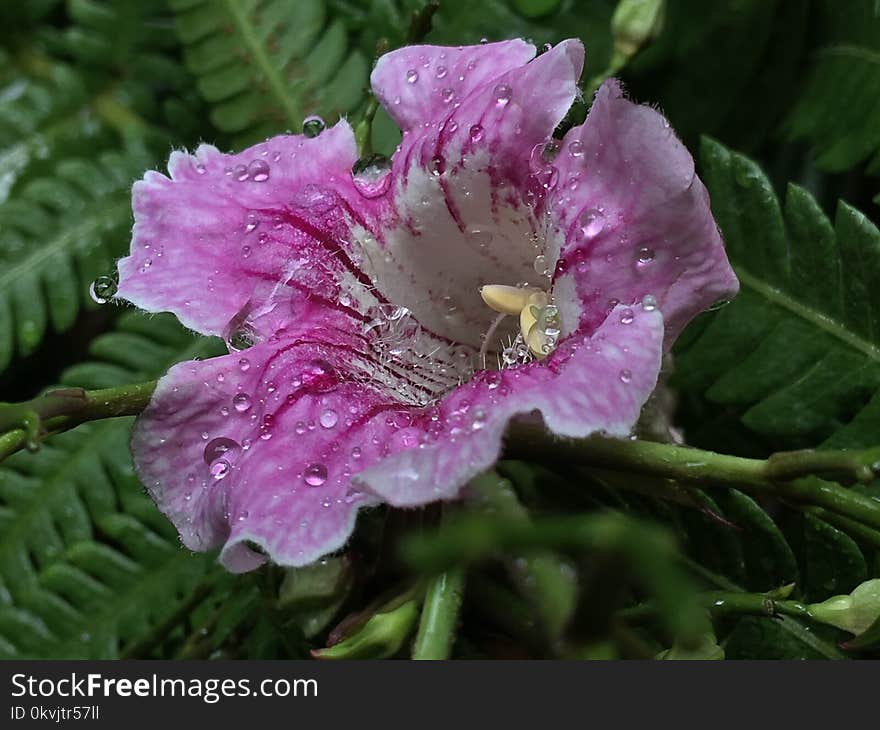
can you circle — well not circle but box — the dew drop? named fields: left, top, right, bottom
left=568, top=140, right=584, bottom=157
left=636, top=246, right=655, bottom=264
left=319, top=409, right=338, bottom=429
left=533, top=254, right=549, bottom=276
left=232, top=393, right=252, bottom=412
left=245, top=210, right=260, bottom=232
left=239, top=357, right=250, bottom=372
left=619, top=308, right=634, bottom=325
left=641, top=294, right=657, bottom=311
left=494, top=83, right=512, bottom=105
left=210, top=459, right=231, bottom=479
left=428, top=156, right=445, bottom=176
left=351, top=154, right=392, bottom=198
left=435, top=65, right=448, bottom=79
left=303, top=463, right=328, bottom=487
left=234, top=164, right=248, bottom=182
left=579, top=208, right=606, bottom=239
left=89, top=275, right=117, bottom=304
left=468, top=227, right=493, bottom=248
left=226, top=326, right=256, bottom=352
left=247, top=159, right=270, bottom=182
left=302, top=115, right=326, bottom=138
left=619, top=368, right=632, bottom=383
left=469, top=124, right=484, bottom=142
left=203, top=437, right=240, bottom=479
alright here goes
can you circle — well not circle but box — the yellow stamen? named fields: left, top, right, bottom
left=480, top=284, right=536, bottom=316
left=481, top=285, right=556, bottom=360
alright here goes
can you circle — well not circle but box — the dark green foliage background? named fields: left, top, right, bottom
left=0, top=0, right=878, bottom=659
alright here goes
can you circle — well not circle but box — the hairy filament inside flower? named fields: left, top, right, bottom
left=480, top=284, right=561, bottom=360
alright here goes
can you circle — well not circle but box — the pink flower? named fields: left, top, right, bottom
left=116, top=40, right=738, bottom=572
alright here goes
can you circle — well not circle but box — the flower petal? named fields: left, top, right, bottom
left=552, top=79, right=739, bottom=341
left=117, top=122, right=364, bottom=338
left=370, top=39, right=536, bottom=132
left=355, top=41, right=585, bottom=351
left=357, top=303, right=664, bottom=506
left=131, top=329, right=411, bottom=572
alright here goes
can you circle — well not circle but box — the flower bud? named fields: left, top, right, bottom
left=611, top=0, right=666, bottom=59
left=809, top=578, right=880, bottom=635
left=312, top=598, right=419, bottom=659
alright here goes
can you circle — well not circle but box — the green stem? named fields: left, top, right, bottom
left=412, top=567, right=466, bottom=660
left=705, top=591, right=815, bottom=621
left=619, top=590, right=815, bottom=624
left=505, top=423, right=880, bottom=530
left=0, top=381, right=156, bottom=461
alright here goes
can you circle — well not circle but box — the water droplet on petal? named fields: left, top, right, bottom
left=239, top=358, right=250, bottom=372
left=406, top=68, right=419, bottom=84
left=468, top=227, right=494, bottom=248
left=568, top=140, right=584, bottom=157
left=579, top=208, right=606, bottom=239
left=620, top=308, right=634, bottom=325
left=234, top=164, right=248, bottom=182
left=303, top=463, right=328, bottom=487
left=351, top=154, right=392, bottom=198
left=232, top=393, right=252, bottom=412
left=469, top=124, right=484, bottom=142
left=641, top=294, right=657, bottom=311
left=302, top=115, right=326, bottom=137
left=203, top=437, right=240, bottom=479
left=319, top=409, right=338, bottom=429
left=245, top=210, right=260, bottom=232
left=428, top=156, right=445, bottom=176
left=636, top=246, right=655, bottom=264
left=619, top=368, right=632, bottom=383
left=435, top=65, right=448, bottom=79
left=89, top=275, right=117, bottom=304
left=534, top=254, right=549, bottom=276
left=247, top=159, right=270, bottom=182
left=441, top=87, right=455, bottom=103
left=494, top=83, right=512, bottom=105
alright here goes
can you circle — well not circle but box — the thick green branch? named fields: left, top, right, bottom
left=0, top=381, right=156, bottom=460
left=505, top=423, right=880, bottom=531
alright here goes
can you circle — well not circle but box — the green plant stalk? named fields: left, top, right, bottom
left=505, top=423, right=880, bottom=529
left=619, top=590, right=815, bottom=624
left=0, top=381, right=157, bottom=460
left=411, top=567, right=466, bottom=660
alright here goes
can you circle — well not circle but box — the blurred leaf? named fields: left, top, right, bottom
left=789, top=514, right=868, bottom=602
left=714, top=490, right=798, bottom=592
left=625, top=0, right=810, bottom=151
left=724, top=615, right=845, bottom=659
left=786, top=0, right=880, bottom=172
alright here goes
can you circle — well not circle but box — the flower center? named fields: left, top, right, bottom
left=480, top=284, right=561, bottom=362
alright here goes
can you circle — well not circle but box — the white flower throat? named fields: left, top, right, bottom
left=479, top=284, right=561, bottom=362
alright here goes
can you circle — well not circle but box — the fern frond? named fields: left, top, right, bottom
left=0, top=311, right=225, bottom=658
left=170, top=0, right=369, bottom=146
left=0, top=144, right=155, bottom=373
left=676, top=137, right=880, bottom=453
